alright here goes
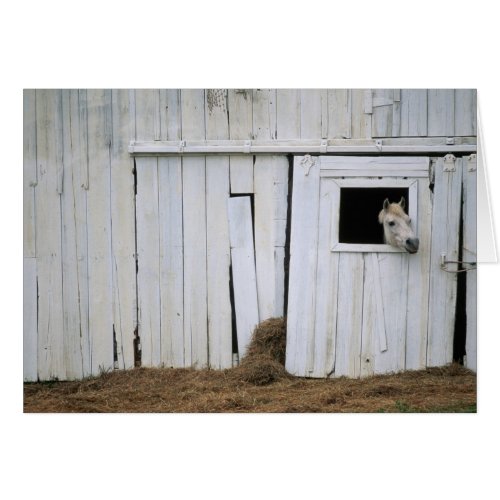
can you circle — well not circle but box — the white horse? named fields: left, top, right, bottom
left=378, top=197, right=419, bottom=254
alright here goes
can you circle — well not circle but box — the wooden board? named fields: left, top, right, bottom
left=181, top=89, right=208, bottom=368
left=373, top=253, right=408, bottom=374
left=23, top=258, right=38, bottom=381
left=111, top=89, right=137, bottom=370
left=285, top=156, right=321, bottom=377
left=228, top=197, right=260, bottom=358
left=35, top=89, right=65, bottom=381
left=252, top=89, right=277, bottom=140
left=23, top=90, right=38, bottom=381
left=136, top=157, right=161, bottom=367
left=455, top=90, right=477, bottom=137
left=427, top=155, right=463, bottom=366
left=327, top=89, right=351, bottom=139
left=61, top=90, right=88, bottom=379
left=277, top=89, right=300, bottom=139
left=228, top=89, right=253, bottom=194
left=463, top=154, right=477, bottom=371
left=206, top=90, right=232, bottom=369
left=158, top=157, right=184, bottom=367
left=428, top=90, right=455, bottom=136
left=159, top=89, right=182, bottom=141
left=86, top=89, right=114, bottom=376
left=23, top=90, right=37, bottom=258
left=405, top=177, right=432, bottom=370
left=400, top=90, right=428, bottom=137
left=371, top=89, right=396, bottom=138
left=182, top=157, right=208, bottom=368
left=310, top=179, right=340, bottom=377
left=254, top=156, right=289, bottom=320
left=300, top=89, right=324, bottom=139
left=334, top=253, right=364, bottom=378
left=350, top=89, right=372, bottom=139
left=135, top=90, right=164, bottom=368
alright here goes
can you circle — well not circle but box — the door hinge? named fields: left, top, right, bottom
left=443, top=154, right=456, bottom=172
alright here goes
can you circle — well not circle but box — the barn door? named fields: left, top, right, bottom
left=286, top=155, right=461, bottom=378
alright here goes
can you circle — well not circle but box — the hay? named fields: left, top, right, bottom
left=244, top=317, right=287, bottom=365
left=230, top=317, right=288, bottom=386
left=24, top=363, right=476, bottom=413
left=23, top=315, right=476, bottom=412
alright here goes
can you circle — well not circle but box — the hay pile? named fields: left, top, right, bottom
left=23, top=317, right=477, bottom=413
left=232, top=317, right=289, bottom=385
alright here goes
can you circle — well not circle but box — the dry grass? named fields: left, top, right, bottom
left=24, top=318, right=476, bottom=413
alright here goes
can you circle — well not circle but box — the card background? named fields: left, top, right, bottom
left=5, top=1, right=499, bottom=499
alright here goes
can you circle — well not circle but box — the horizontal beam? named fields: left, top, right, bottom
left=129, top=138, right=477, bottom=156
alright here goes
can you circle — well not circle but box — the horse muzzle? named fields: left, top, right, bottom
left=405, top=238, right=419, bottom=254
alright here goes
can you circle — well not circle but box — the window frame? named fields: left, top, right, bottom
left=327, top=178, right=418, bottom=253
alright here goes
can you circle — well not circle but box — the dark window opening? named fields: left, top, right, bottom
left=339, top=187, right=409, bottom=244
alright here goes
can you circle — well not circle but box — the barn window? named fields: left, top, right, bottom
left=339, top=187, right=409, bottom=244
left=328, top=178, right=418, bottom=253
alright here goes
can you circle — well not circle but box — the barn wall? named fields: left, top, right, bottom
left=23, top=89, right=477, bottom=381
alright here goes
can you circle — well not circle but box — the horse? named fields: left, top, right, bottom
left=378, top=197, right=419, bottom=253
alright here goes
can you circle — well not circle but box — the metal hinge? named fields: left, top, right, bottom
left=467, top=153, right=477, bottom=171
left=440, top=253, right=476, bottom=273
left=443, top=154, right=456, bottom=172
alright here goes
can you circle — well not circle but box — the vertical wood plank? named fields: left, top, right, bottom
left=285, top=156, right=321, bottom=377
left=23, top=90, right=38, bottom=381
left=455, top=89, right=477, bottom=137
left=159, top=89, right=182, bottom=140
left=228, top=197, right=260, bottom=358
left=23, top=258, right=38, bottom=381
left=86, top=89, right=114, bottom=375
left=427, top=89, right=455, bottom=136
left=60, top=90, right=88, bottom=379
left=252, top=89, right=277, bottom=140
left=181, top=89, right=207, bottom=368
left=111, top=89, right=137, bottom=370
left=463, top=154, right=477, bottom=371
left=205, top=90, right=232, bottom=369
left=135, top=89, right=159, bottom=140
left=334, top=253, right=364, bottom=378
left=300, top=89, right=323, bottom=139
left=24, top=90, right=37, bottom=258
left=327, top=89, right=351, bottom=139
left=252, top=90, right=282, bottom=319
left=350, top=89, right=372, bottom=139
left=360, top=254, right=376, bottom=377
left=254, top=156, right=289, bottom=320
left=158, top=157, right=184, bottom=367
left=427, top=156, right=463, bottom=366
left=310, top=178, right=340, bottom=377
left=228, top=89, right=254, bottom=193
left=276, top=89, right=300, bottom=139
left=374, top=253, right=408, bottom=374
left=182, top=157, right=208, bottom=368
left=136, top=157, right=161, bottom=367
left=135, top=90, right=162, bottom=368
left=400, top=89, right=428, bottom=137
left=405, top=178, right=432, bottom=370
left=35, top=89, right=65, bottom=380
left=371, top=89, right=395, bottom=137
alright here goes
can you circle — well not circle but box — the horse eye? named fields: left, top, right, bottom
left=388, top=221, right=395, bottom=227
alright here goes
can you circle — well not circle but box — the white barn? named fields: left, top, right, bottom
left=23, top=89, right=477, bottom=381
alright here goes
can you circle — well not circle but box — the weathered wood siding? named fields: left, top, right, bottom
left=285, top=155, right=466, bottom=378
left=23, top=89, right=476, bottom=381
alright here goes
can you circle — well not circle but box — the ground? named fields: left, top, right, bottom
left=24, top=364, right=475, bottom=413
left=24, top=319, right=476, bottom=413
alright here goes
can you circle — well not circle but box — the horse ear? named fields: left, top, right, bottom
left=383, top=198, right=390, bottom=210
left=399, top=196, right=406, bottom=209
